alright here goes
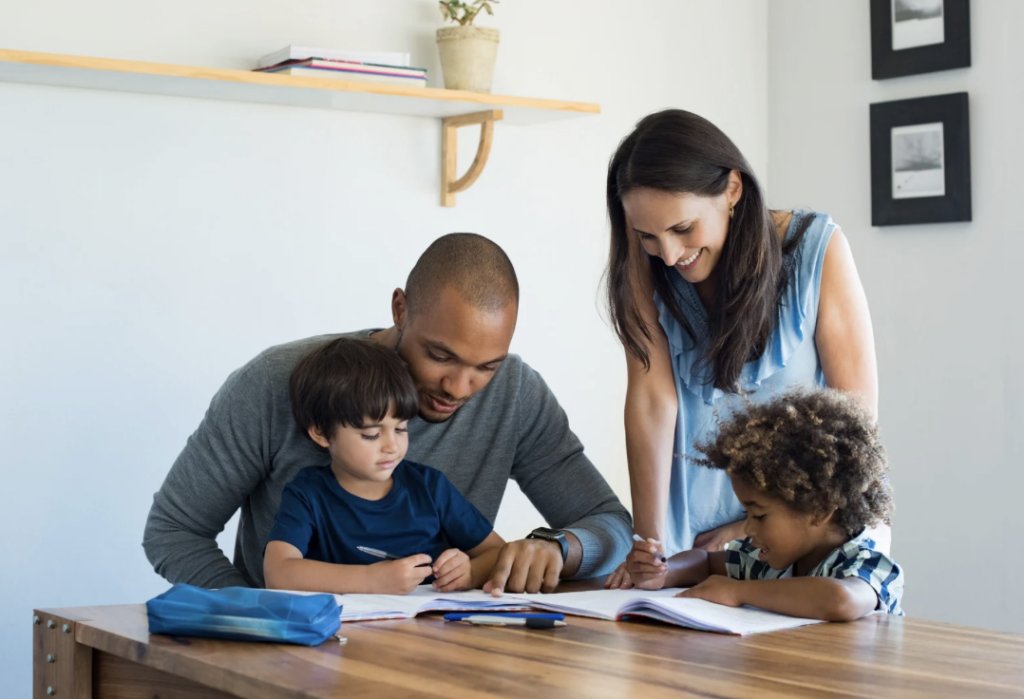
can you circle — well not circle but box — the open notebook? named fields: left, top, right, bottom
left=507, top=588, right=822, bottom=635
left=328, top=588, right=530, bottom=622
left=314, top=586, right=820, bottom=634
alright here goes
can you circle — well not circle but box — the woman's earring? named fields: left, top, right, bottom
left=729, top=204, right=735, bottom=219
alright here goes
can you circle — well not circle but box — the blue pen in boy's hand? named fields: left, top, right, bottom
left=632, top=534, right=668, bottom=563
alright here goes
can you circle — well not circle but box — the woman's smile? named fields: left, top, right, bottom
left=675, top=248, right=703, bottom=271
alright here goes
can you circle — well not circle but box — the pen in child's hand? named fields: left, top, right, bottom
left=357, top=546, right=403, bottom=561
left=632, top=534, right=667, bottom=563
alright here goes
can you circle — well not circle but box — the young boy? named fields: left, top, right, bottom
left=625, top=387, right=904, bottom=620
left=263, top=338, right=505, bottom=595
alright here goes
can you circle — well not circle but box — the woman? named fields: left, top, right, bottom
left=603, top=110, right=884, bottom=588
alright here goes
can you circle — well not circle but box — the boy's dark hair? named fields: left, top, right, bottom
left=694, top=387, right=893, bottom=539
left=289, top=338, right=419, bottom=440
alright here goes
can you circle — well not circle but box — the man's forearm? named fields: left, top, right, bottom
left=143, top=504, right=250, bottom=589
left=563, top=509, right=634, bottom=579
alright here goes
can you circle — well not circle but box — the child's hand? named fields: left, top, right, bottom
left=676, top=575, right=744, bottom=607
left=624, top=537, right=668, bottom=590
left=371, top=554, right=433, bottom=595
left=431, top=548, right=472, bottom=592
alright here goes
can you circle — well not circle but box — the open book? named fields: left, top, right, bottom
left=330, top=588, right=530, bottom=622
left=323, top=586, right=821, bottom=634
left=508, top=588, right=822, bottom=635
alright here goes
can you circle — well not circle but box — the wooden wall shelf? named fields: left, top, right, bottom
left=0, top=49, right=600, bottom=206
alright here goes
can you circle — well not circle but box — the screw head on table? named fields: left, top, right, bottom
left=47, top=620, right=55, bottom=629
left=47, top=654, right=55, bottom=663
left=33, top=615, right=40, bottom=625
left=46, top=687, right=54, bottom=695
left=62, top=624, right=70, bottom=633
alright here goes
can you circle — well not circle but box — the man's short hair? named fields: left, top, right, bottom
left=405, top=233, right=519, bottom=317
left=290, top=338, right=419, bottom=439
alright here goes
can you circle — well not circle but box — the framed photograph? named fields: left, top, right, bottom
left=870, top=92, right=971, bottom=226
left=871, top=0, right=971, bottom=79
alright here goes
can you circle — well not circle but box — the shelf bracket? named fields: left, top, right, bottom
left=441, top=109, right=504, bottom=207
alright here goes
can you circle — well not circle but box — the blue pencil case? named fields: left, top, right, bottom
left=146, top=583, right=342, bottom=646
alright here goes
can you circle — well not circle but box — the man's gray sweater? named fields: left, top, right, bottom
left=143, top=332, right=633, bottom=588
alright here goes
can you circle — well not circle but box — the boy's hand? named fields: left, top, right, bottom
left=624, top=537, right=668, bottom=590
left=431, top=548, right=472, bottom=592
left=371, top=554, right=433, bottom=595
left=677, top=575, right=744, bottom=607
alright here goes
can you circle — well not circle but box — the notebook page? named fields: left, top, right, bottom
left=505, top=588, right=684, bottom=620
left=629, top=597, right=823, bottom=634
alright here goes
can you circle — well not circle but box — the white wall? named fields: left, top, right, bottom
left=768, top=1, right=1023, bottom=633
left=0, top=0, right=768, bottom=691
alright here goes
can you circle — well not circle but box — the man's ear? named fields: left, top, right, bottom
left=391, top=288, right=408, bottom=328
left=307, top=426, right=332, bottom=449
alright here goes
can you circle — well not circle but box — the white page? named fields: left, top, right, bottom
left=504, top=588, right=684, bottom=620
left=631, top=597, right=822, bottom=635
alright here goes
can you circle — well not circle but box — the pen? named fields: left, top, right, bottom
left=443, top=612, right=565, bottom=622
left=357, top=546, right=402, bottom=560
left=456, top=615, right=567, bottom=629
left=632, top=534, right=667, bottom=563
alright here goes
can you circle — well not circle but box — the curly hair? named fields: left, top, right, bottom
left=693, top=387, right=893, bottom=538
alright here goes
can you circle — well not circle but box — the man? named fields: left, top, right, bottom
left=144, top=233, right=632, bottom=593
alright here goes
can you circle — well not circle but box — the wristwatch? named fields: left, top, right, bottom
left=527, top=527, right=568, bottom=563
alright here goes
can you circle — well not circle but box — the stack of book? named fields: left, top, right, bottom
left=254, top=45, right=427, bottom=88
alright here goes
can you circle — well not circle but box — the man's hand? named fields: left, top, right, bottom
left=482, top=539, right=562, bottom=595
left=369, top=554, right=433, bottom=595
left=677, top=575, right=744, bottom=607
left=692, top=520, right=746, bottom=552
left=624, top=537, right=668, bottom=590
left=431, top=549, right=472, bottom=592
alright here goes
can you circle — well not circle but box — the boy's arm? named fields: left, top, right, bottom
left=468, top=532, right=506, bottom=589
left=680, top=576, right=878, bottom=621
left=264, top=541, right=433, bottom=595
left=628, top=545, right=727, bottom=589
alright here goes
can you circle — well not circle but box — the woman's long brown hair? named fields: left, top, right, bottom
left=606, top=109, right=809, bottom=392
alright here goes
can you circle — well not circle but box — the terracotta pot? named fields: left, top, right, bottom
left=436, top=25, right=500, bottom=93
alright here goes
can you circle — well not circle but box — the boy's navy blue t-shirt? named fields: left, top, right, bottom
left=267, top=460, right=493, bottom=565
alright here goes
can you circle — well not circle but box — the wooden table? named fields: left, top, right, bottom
left=32, top=591, right=1024, bottom=698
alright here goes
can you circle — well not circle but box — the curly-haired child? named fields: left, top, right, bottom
left=626, top=387, right=904, bottom=620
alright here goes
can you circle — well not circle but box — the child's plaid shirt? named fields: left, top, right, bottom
left=724, top=529, right=904, bottom=615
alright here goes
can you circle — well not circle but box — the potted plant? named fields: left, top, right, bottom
left=436, top=0, right=500, bottom=93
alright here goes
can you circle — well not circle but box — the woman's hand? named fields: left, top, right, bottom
left=604, top=562, right=634, bottom=590
left=692, top=520, right=745, bottom=552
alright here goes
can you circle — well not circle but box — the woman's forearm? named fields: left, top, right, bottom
left=625, top=388, right=677, bottom=541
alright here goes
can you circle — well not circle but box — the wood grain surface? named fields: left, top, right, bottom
left=33, top=596, right=1024, bottom=699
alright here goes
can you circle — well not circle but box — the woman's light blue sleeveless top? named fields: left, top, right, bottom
left=654, top=211, right=836, bottom=555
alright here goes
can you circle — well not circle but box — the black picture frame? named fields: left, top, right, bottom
left=870, top=92, right=971, bottom=227
left=871, top=0, right=970, bottom=79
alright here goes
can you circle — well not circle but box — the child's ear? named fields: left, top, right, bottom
left=810, top=508, right=838, bottom=529
left=307, top=426, right=332, bottom=449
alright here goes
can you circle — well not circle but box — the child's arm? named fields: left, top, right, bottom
left=264, top=540, right=433, bottom=595
left=626, top=538, right=728, bottom=589
left=432, top=531, right=506, bottom=593
left=678, top=575, right=878, bottom=621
